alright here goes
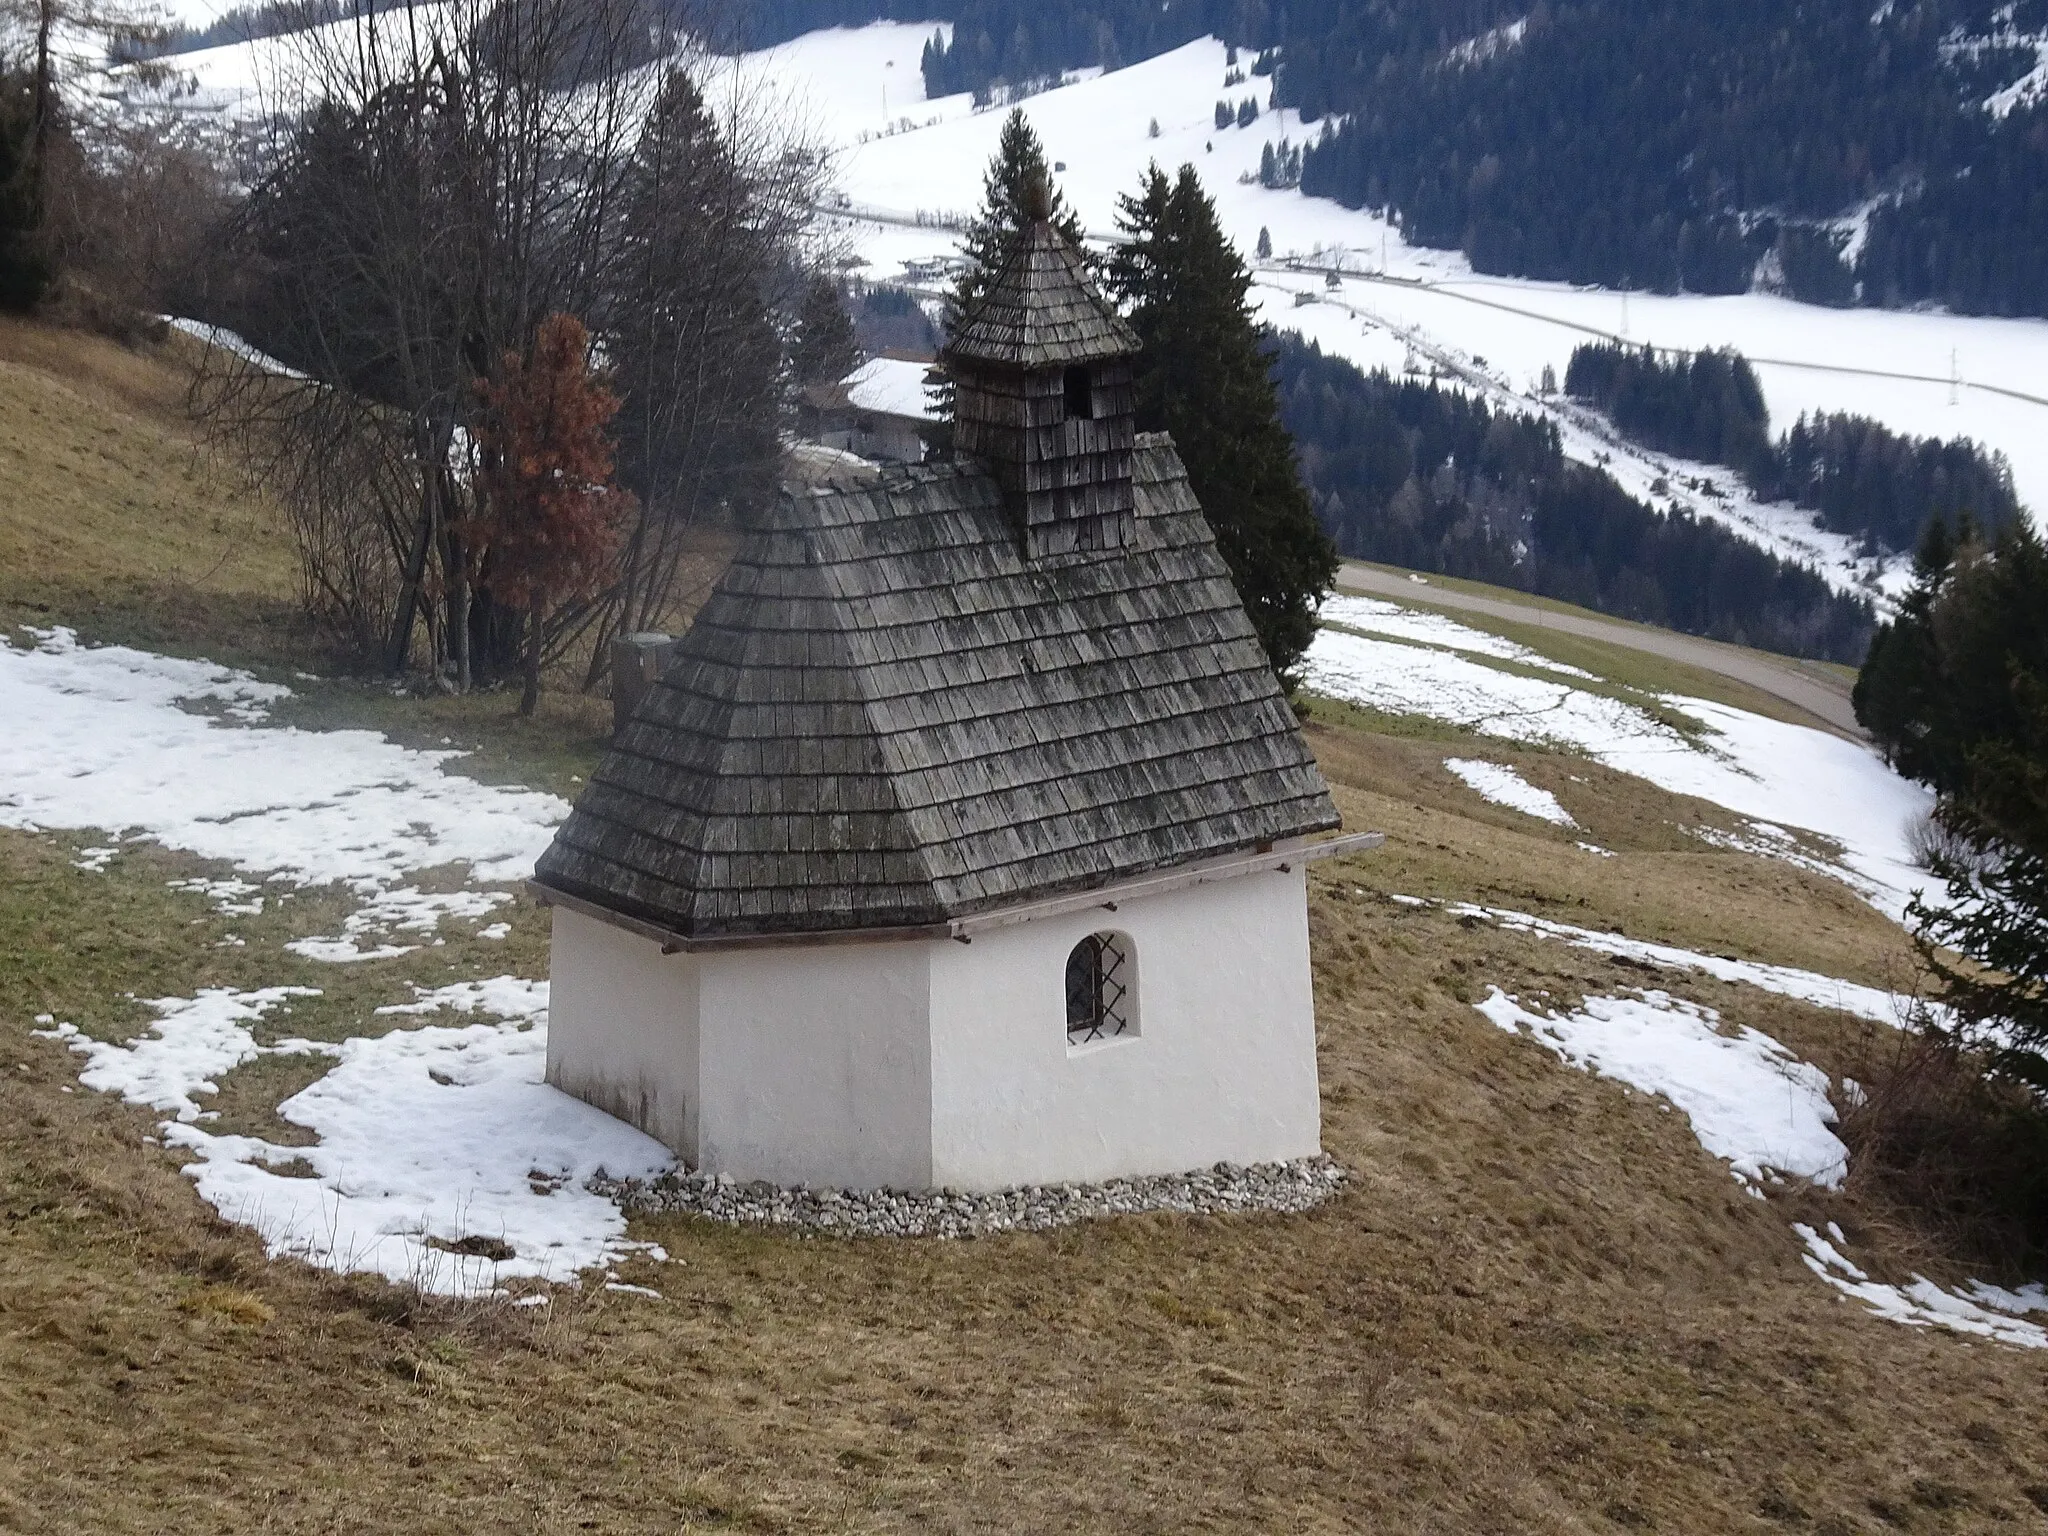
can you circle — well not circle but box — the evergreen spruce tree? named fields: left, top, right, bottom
left=791, top=273, right=859, bottom=392
left=1859, top=518, right=2048, bottom=1085
left=951, top=109, right=1082, bottom=318
left=1853, top=516, right=1960, bottom=783
left=1107, top=163, right=1336, bottom=684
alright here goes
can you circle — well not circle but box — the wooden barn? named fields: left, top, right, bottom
left=529, top=212, right=1376, bottom=1192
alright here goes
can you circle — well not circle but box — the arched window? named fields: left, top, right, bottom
left=1062, top=364, right=1094, bottom=421
left=1065, top=931, right=1133, bottom=1044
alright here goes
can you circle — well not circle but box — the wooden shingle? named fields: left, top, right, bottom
left=941, top=221, right=1140, bottom=371
left=533, top=435, right=1341, bottom=939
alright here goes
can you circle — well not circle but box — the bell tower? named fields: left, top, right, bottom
left=941, top=207, right=1142, bottom=559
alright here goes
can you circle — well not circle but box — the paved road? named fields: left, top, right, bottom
left=1334, top=562, right=1865, bottom=738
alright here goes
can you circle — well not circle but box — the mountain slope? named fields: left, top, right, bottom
left=1286, top=0, right=2048, bottom=317
left=0, top=315, right=299, bottom=657
left=876, top=0, right=2048, bottom=317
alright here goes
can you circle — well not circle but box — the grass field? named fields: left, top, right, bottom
left=3, top=317, right=2044, bottom=1534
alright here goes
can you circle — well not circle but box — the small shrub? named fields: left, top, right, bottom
left=1837, top=1024, right=2048, bottom=1273
left=35, top=276, right=168, bottom=349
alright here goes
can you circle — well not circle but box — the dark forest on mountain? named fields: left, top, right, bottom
left=151, top=0, right=2048, bottom=318
left=878, top=0, right=2048, bottom=319
left=1564, top=341, right=2024, bottom=557
left=1272, top=334, right=1877, bottom=663
left=1285, top=0, right=2048, bottom=317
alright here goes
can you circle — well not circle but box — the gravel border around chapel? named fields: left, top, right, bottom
left=599, top=1156, right=1348, bottom=1239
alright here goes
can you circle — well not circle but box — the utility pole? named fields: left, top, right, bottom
left=1949, top=348, right=1960, bottom=406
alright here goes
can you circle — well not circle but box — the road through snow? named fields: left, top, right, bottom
left=1334, top=563, right=1863, bottom=738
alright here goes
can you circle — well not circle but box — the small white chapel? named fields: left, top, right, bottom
left=530, top=210, right=1377, bottom=1193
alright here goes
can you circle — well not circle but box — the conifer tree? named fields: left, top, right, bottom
left=951, top=108, right=1082, bottom=318
left=791, top=272, right=859, bottom=392
left=1859, top=517, right=2048, bottom=1085
left=1107, top=163, right=1336, bottom=684
left=1853, top=516, right=1960, bottom=783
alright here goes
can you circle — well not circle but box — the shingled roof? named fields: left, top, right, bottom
left=533, top=436, right=1341, bottom=941
left=941, top=219, right=1141, bottom=369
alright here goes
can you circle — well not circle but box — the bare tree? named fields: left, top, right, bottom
left=191, top=0, right=830, bottom=700
left=0, top=0, right=184, bottom=306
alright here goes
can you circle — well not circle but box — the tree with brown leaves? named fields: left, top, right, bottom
left=473, top=313, right=633, bottom=715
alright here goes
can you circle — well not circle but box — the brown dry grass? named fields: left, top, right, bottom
left=6, top=726, right=2046, bottom=1533
left=5, top=318, right=2047, bottom=1533
left=0, top=315, right=306, bottom=659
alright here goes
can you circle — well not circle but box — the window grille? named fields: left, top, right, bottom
left=1065, top=932, right=1131, bottom=1044
left=1062, top=365, right=1094, bottom=421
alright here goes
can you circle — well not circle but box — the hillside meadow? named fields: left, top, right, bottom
left=3, top=316, right=2044, bottom=1533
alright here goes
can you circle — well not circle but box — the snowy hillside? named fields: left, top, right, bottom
left=1307, top=595, right=1931, bottom=919
left=13, top=604, right=2042, bottom=1342
left=99, top=18, right=2048, bottom=598
left=781, top=27, right=2048, bottom=593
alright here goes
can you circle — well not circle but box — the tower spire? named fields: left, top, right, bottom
left=941, top=218, right=1141, bottom=558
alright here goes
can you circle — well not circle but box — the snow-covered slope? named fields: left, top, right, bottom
left=102, top=18, right=2048, bottom=592
left=791, top=28, right=2046, bottom=588
left=1309, top=595, right=1934, bottom=919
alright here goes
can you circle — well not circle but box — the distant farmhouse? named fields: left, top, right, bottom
left=797, top=354, right=934, bottom=464
left=531, top=213, right=1377, bottom=1193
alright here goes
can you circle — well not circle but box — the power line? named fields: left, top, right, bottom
left=1258, top=259, right=2048, bottom=410
left=818, top=204, right=2048, bottom=412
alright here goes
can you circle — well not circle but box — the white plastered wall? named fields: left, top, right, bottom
left=544, top=905, right=702, bottom=1157
left=926, top=867, right=1322, bottom=1190
left=544, top=864, right=1322, bottom=1193
left=694, top=942, right=934, bottom=1191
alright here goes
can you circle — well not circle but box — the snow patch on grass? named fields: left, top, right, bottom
left=1446, top=902, right=1926, bottom=1026
left=37, top=978, right=669, bottom=1296
left=1443, top=759, right=1576, bottom=825
left=33, top=986, right=330, bottom=1123
left=167, top=875, right=268, bottom=916
left=1303, top=609, right=1932, bottom=915
left=4, top=629, right=662, bottom=1296
left=1304, top=624, right=1677, bottom=754
left=376, top=975, right=552, bottom=1021
left=168, top=1000, right=674, bottom=1297
left=0, top=626, right=566, bottom=901
left=1475, top=986, right=1849, bottom=1189
left=1320, top=595, right=1598, bottom=679
left=1472, top=970, right=2039, bottom=1348
left=1796, top=1225, right=2048, bottom=1348
left=286, top=887, right=514, bottom=963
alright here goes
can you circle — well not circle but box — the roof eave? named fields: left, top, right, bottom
left=528, top=831, right=1383, bottom=955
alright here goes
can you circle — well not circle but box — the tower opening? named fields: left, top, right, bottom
left=1062, top=365, right=1094, bottom=421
